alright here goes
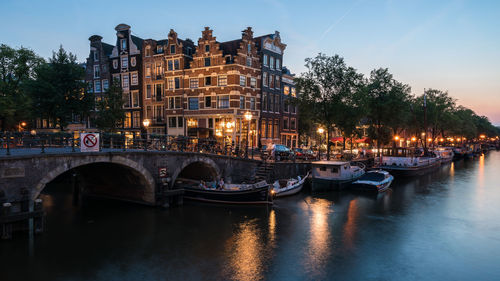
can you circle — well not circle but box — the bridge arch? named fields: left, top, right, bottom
left=170, top=155, right=221, bottom=187
left=33, top=156, right=156, bottom=205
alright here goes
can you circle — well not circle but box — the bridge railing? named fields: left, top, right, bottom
left=0, top=132, right=265, bottom=160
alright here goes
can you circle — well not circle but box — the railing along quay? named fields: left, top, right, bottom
left=0, top=132, right=292, bottom=162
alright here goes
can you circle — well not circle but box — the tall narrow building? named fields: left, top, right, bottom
left=254, top=31, right=286, bottom=147
left=109, top=24, right=144, bottom=138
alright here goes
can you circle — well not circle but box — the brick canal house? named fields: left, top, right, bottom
left=281, top=67, right=298, bottom=148
left=109, top=23, right=144, bottom=139
left=253, top=32, right=287, bottom=147
left=176, top=27, right=261, bottom=149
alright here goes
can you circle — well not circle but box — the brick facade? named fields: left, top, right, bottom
left=84, top=24, right=298, bottom=148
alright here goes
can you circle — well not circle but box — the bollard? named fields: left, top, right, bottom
left=2, top=202, right=13, bottom=239
left=34, top=199, right=44, bottom=234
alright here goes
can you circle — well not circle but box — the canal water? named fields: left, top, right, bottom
left=2, top=151, right=500, bottom=281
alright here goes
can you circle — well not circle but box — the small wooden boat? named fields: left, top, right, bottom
left=272, top=172, right=309, bottom=198
left=177, top=178, right=273, bottom=205
left=351, top=170, right=394, bottom=193
left=311, top=161, right=365, bottom=191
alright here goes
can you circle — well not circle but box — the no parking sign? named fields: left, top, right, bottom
left=80, top=133, right=100, bottom=152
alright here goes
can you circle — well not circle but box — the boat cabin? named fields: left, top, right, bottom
left=312, top=161, right=364, bottom=180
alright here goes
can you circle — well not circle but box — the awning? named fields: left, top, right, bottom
left=355, top=137, right=371, bottom=144
left=331, top=137, right=344, bottom=142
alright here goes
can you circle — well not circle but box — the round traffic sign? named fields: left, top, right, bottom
left=83, top=134, right=98, bottom=148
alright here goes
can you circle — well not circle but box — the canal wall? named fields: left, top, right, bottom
left=270, top=162, right=311, bottom=181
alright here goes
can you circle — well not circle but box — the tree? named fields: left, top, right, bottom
left=364, top=68, right=412, bottom=153
left=0, top=44, right=44, bottom=131
left=27, top=46, right=92, bottom=131
left=94, top=80, right=125, bottom=132
left=295, top=53, right=363, bottom=159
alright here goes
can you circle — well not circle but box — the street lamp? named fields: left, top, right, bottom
left=143, top=119, right=150, bottom=140
left=317, top=127, right=324, bottom=160
left=244, top=111, right=252, bottom=158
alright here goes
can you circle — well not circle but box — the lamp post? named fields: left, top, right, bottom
left=244, top=111, right=252, bottom=158
left=143, top=119, right=150, bottom=150
left=317, top=127, right=324, bottom=160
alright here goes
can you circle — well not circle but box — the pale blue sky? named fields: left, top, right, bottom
left=1, top=0, right=499, bottom=124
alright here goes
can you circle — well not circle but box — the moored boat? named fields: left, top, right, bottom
left=379, top=155, right=441, bottom=177
left=351, top=170, right=394, bottom=193
left=434, top=147, right=454, bottom=164
left=272, top=172, right=309, bottom=198
left=311, top=161, right=365, bottom=191
left=177, top=178, right=273, bottom=205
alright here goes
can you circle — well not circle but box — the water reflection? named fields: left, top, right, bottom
left=342, top=199, right=359, bottom=250
left=225, top=219, right=266, bottom=281
left=304, top=198, right=332, bottom=278
left=268, top=209, right=276, bottom=247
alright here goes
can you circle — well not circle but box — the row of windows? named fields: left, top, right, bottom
left=88, top=79, right=109, bottom=93
left=112, top=73, right=139, bottom=89
left=262, top=72, right=280, bottom=89
left=145, top=44, right=179, bottom=57
left=283, top=85, right=297, bottom=97
left=263, top=54, right=281, bottom=70
left=112, top=56, right=137, bottom=70
left=282, top=117, right=297, bottom=131
left=185, top=96, right=256, bottom=110
left=123, top=111, right=141, bottom=128
left=261, top=119, right=280, bottom=139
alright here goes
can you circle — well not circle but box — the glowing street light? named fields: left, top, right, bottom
left=142, top=119, right=150, bottom=128
left=244, top=112, right=252, bottom=158
left=394, top=135, right=400, bottom=141
left=480, top=134, right=486, bottom=139
left=317, top=127, right=325, bottom=160
left=411, top=136, right=417, bottom=142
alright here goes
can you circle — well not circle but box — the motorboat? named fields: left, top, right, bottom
left=272, top=172, right=309, bottom=198
left=434, top=147, right=454, bottom=164
left=311, top=161, right=365, bottom=191
left=177, top=178, right=273, bottom=205
left=351, top=170, right=394, bottom=193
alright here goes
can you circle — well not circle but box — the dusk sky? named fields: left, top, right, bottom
left=2, top=0, right=499, bottom=124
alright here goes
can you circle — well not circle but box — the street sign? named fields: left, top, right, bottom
left=159, top=167, right=167, bottom=178
left=80, top=133, right=99, bottom=152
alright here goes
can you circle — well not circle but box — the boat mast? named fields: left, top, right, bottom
left=424, top=88, right=428, bottom=153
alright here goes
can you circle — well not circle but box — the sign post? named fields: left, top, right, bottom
left=80, top=133, right=100, bottom=152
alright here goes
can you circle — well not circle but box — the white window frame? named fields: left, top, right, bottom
left=121, top=39, right=127, bottom=50
left=263, top=54, right=268, bottom=67
left=190, top=78, right=199, bottom=89
left=270, top=57, right=274, bottom=70
left=131, top=56, right=136, bottom=67
left=94, top=80, right=101, bottom=93
left=131, top=72, right=138, bottom=85
left=93, top=65, right=100, bottom=78
left=250, top=77, right=257, bottom=88
left=263, top=72, right=268, bottom=87
left=102, top=79, right=109, bottom=91
left=218, top=75, right=227, bottom=86
left=113, top=59, right=118, bottom=69
left=122, top=74, right=129, bottom=89
left=239, top=75, right=246, bottom=87
left=121, top=57, right=128, bottom=69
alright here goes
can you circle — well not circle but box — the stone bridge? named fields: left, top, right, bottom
left=0, top=150, right=265, bottom=206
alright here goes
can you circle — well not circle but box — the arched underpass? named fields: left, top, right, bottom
left=39, top=162, right=155, bottom=206
left=174, top=161, right=220, bottom=187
